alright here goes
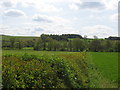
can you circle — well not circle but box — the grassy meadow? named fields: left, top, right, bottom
left=2, top=50, right=119, bottom=88
left=90, top=52, right=118, bottom=82
left=88, top=52, right=118, bottom=88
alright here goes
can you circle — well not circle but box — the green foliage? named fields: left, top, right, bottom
left=10, top=38, right=15, bottom=49
left=2, top=35, right=38, bottom=49
left=2, top=34, right=120, bottom=52
left=68, top=40, right=72, bottom=51
left=21, top=53, right=37, bottom=61
left=47, top=39, right=54, bottom=51
left=34, top=42, right=40, bottom=51
left=89, top=39, right=101, bottom=52
left=15, top=41, right=23, bottom=49
left=113, top=41, right=120, bottom=52
left=2, top=51, right=89, bottom=88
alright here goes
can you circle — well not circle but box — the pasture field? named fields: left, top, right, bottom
left=89, top=52, right=118, bottom=82
left=2, top=50, right=119, bottom=88
left=2, top=35, right=39, bottom=41
left=88, top=52, right=119, bottom=88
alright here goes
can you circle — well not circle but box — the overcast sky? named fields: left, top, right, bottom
left=0, top=0, right=119, bottom=38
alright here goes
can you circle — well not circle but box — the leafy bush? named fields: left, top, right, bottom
left=21, top=53, right=37, bottom=61
left=2, top=52, right=89, bottom=88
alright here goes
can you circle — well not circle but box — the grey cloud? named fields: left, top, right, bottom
left=4, top=9, right=25, bottom=17
left=76, top=2, right=105, bottom=10
left=2, top=1, right=13, bottom=7
left=35, top=27, right=45, bottom=31
left=33, top=15, right=52, bottom=23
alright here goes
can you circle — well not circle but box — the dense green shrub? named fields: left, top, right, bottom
left=21, top=53, right=37, bottom=61
left=2, top=52, right=89, bottom=88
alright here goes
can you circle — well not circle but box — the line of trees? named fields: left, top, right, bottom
left=34, top=36, right=120, bottom=52
left=2, top=34, right=120, bottom=52
left=2, top=38, right=24, bottom=49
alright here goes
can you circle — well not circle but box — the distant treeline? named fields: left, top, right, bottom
left=40, top=34, right=83, bottom=41
left=105, top=36, right=120, bottom=40
left=2, top=34, right=120, bottom=52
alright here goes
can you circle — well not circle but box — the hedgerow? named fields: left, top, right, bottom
left=2, top=52, right=89, bottom=88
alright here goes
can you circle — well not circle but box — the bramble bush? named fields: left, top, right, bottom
left=21, top=53, right=38, bottom=61
left=2, top=52, right=89, bottom=88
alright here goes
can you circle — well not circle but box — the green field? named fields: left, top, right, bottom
left=2, top=50, right=119, bottom=88
left=1, top=35, right=39, bottom=41
left=90, top=52, right=118, bottom=82
left=88, top=52, right=118, bottom=88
